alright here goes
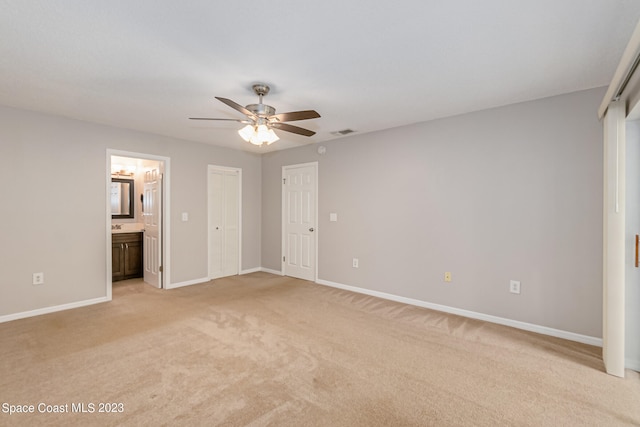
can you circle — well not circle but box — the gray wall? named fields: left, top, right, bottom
left=626, top=120, right=640, bottom=369
left=262, top=87, right=605, bottom=337
left=0, top=88, right=608, bottom=338
left=0, top=105, right=261, bottom=316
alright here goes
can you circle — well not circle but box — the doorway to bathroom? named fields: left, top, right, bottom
left=107, top=150, right=170, bottom=298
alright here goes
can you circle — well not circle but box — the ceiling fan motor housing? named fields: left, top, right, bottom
left=247, top=84, right=275, bottom=117
left=247, top=103, right=276, bottom=117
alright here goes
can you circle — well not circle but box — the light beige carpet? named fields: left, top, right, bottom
left=0, top=272, right=638, bottom=426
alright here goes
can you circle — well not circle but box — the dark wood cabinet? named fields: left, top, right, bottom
left=112, top=232, right=143, bottom=281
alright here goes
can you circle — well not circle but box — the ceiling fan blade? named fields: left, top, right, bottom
left=270, top=110, right=321, bottom=122
left=189, top=117, right=250, bottom=123
left=271, top=122, right=316, bottom=137
left=215, top=97, right=257, bottom=119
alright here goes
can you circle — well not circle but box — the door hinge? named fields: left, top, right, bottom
left=283, top=256, right=285, bottom=262
left=159, top=265, right=163, bottom=272
left=283, top=178, right=286, bottom=184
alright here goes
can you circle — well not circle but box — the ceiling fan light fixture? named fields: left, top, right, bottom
left=249, top=135, right=263, bottom=146
left=255, top=124, right=270, bottom=138
left=265, top=128, right=279, bottom=145
left=238, top=124, right=254, bottom=142
left=241, top=124, right=280, bottom=146
left=255, top=124, right=279, bottom=145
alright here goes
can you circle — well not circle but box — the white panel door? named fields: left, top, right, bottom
left=208, top=167, right=240, bottom=280
left=143, top=168, right=162, bottom=288
left=223, top=172, right=239, bottom=276
left=283, top=163, right=317, bottom=281
left=209, top=170, right=224, bottom=279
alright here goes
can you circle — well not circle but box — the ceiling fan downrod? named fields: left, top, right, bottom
left=247, top=84, right=275, bottom=117
left=253, top=83, right=270, bottom=105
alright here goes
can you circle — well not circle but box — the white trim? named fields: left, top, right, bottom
left=599, top=19, right=640, bottom=119
left=627, top=357, right=640, bottom=372
left=166, top=269, right=282, bottom=288
left=105, top=154, right=114, bottom=300
left=107, top=150, right=171, bottom=290
left=0, top=297, right=109, bottom=324
left=260, top=267, right=283, bottom=275
left=168, top=268, right=279, bottom=284
left=169, top=277, right=209, bottom=289
left=207, top=165, right=242, bottom=280
left=602, top=102, right=627, bottom=377
left=281, top=162, right=319, bottom=282
left=316, top=278, right=603, bottom=347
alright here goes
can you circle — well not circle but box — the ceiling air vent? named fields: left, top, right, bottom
left=331, top=129, right=356, bottom=136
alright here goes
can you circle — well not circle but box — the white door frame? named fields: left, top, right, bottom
left=106, top=149, right=171, bottom=298
left=598, top=19, right=640, bottom=376
left=207, top=164, right=242, bottom=279
left=603, top=102, right=626, bottom=377
left=281, top=162, right=318, bottom=282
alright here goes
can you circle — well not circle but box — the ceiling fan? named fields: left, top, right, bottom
left=189, top=83, right=321, bottom=146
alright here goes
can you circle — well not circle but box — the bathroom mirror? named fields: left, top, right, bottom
left=111, top=178, right=134, bottom=219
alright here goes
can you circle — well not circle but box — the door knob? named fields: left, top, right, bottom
left=309, top=227, right=314, bottom=232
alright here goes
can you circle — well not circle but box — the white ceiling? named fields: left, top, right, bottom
left=0, top=1, right=639, bottom=153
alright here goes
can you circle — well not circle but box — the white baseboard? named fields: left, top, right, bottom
left=260, top=267, right=283, bottom=275
left=0, top=296, right=110, bottom=324
left=169, top=269, right=283, bottom=287
left=315, top=278, right=603, bottom=347
left=2, top=273, right=606, bottom=352
left=627, top=357, right=640, bottom=372
left=167, top=277, right=209, bottom=289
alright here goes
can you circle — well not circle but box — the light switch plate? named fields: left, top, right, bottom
left=330, top=213, right=338, bottom=222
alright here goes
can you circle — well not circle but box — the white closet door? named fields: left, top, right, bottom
left=208, top=166, right=240, bottom=280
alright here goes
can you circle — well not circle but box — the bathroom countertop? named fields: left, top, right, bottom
left=111, top=224, right=145, bottom=234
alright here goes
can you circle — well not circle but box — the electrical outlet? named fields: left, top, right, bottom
left=352, top=258, right=359, bottom=268
left=510, top=280, right=521, bottom=294
left=444, top=272, right=452, bottom=282
left=32, top=272, right=44, bottom=285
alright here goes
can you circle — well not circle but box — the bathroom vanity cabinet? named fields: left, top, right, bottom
left=112, top=232, right=143, bottom=281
